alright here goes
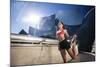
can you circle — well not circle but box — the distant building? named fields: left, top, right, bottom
left=29, top=26, right=36, bottom=36
left=19, top=29, right=27, bottom=35
left=29, top=14, right=57, bottom=39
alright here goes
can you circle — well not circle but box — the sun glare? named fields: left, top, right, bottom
left=22, top=12, right=41, bottom=24
left=22, top=12, right=42, bottom=29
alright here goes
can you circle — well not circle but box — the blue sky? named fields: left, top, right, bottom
left=11, top=0, right=94, bottom=34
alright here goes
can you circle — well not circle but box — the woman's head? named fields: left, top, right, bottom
left=57, top=21, right=65, bottom=29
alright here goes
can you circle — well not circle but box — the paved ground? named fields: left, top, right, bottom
left=11, top=44, right=95, bottom=67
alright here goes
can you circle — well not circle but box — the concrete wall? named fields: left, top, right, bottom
left=11, top=44, right=72, bottom=66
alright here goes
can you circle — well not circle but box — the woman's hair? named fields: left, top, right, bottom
left=57, top=21, right=65, bottom=29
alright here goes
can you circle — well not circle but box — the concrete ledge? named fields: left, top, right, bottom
left=11, top=44, right=72, bottom=66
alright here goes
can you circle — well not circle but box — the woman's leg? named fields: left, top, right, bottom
left=67, top=48, right=76, bottom=59
left=59, top=49, right=67, bottom=63
left=72, top=40, right=79, bottom=56
left=71, top=42, right=77, bottom=56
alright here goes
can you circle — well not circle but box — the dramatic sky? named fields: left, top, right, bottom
left=11, top=0, right=93, bottom=34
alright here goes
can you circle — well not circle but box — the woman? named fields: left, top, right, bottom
left=56, top=21, right=77, bottom=63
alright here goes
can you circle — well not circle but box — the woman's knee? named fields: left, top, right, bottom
left=67, top=48, right=76, bottom=59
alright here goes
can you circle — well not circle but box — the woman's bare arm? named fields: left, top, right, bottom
left=64, top=29, right=69, bottom=37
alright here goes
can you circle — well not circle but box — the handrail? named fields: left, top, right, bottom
left=11, top=34, right=59, bottom=47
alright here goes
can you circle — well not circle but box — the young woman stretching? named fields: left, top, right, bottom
left=56, top=21, right=77, bottom=63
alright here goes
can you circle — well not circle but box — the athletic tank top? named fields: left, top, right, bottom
left=57, top=29, right=65, bottom=36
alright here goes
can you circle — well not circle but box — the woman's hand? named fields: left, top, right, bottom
left=56, top=30, right=61, bottom=34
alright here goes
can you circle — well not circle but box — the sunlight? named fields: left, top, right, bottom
left=22, top=12, right=42, bottom=29
left=22, top=13, right=41, bottom=23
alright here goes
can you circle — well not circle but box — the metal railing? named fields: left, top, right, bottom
left=11, top=34, right=59, bottom=47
